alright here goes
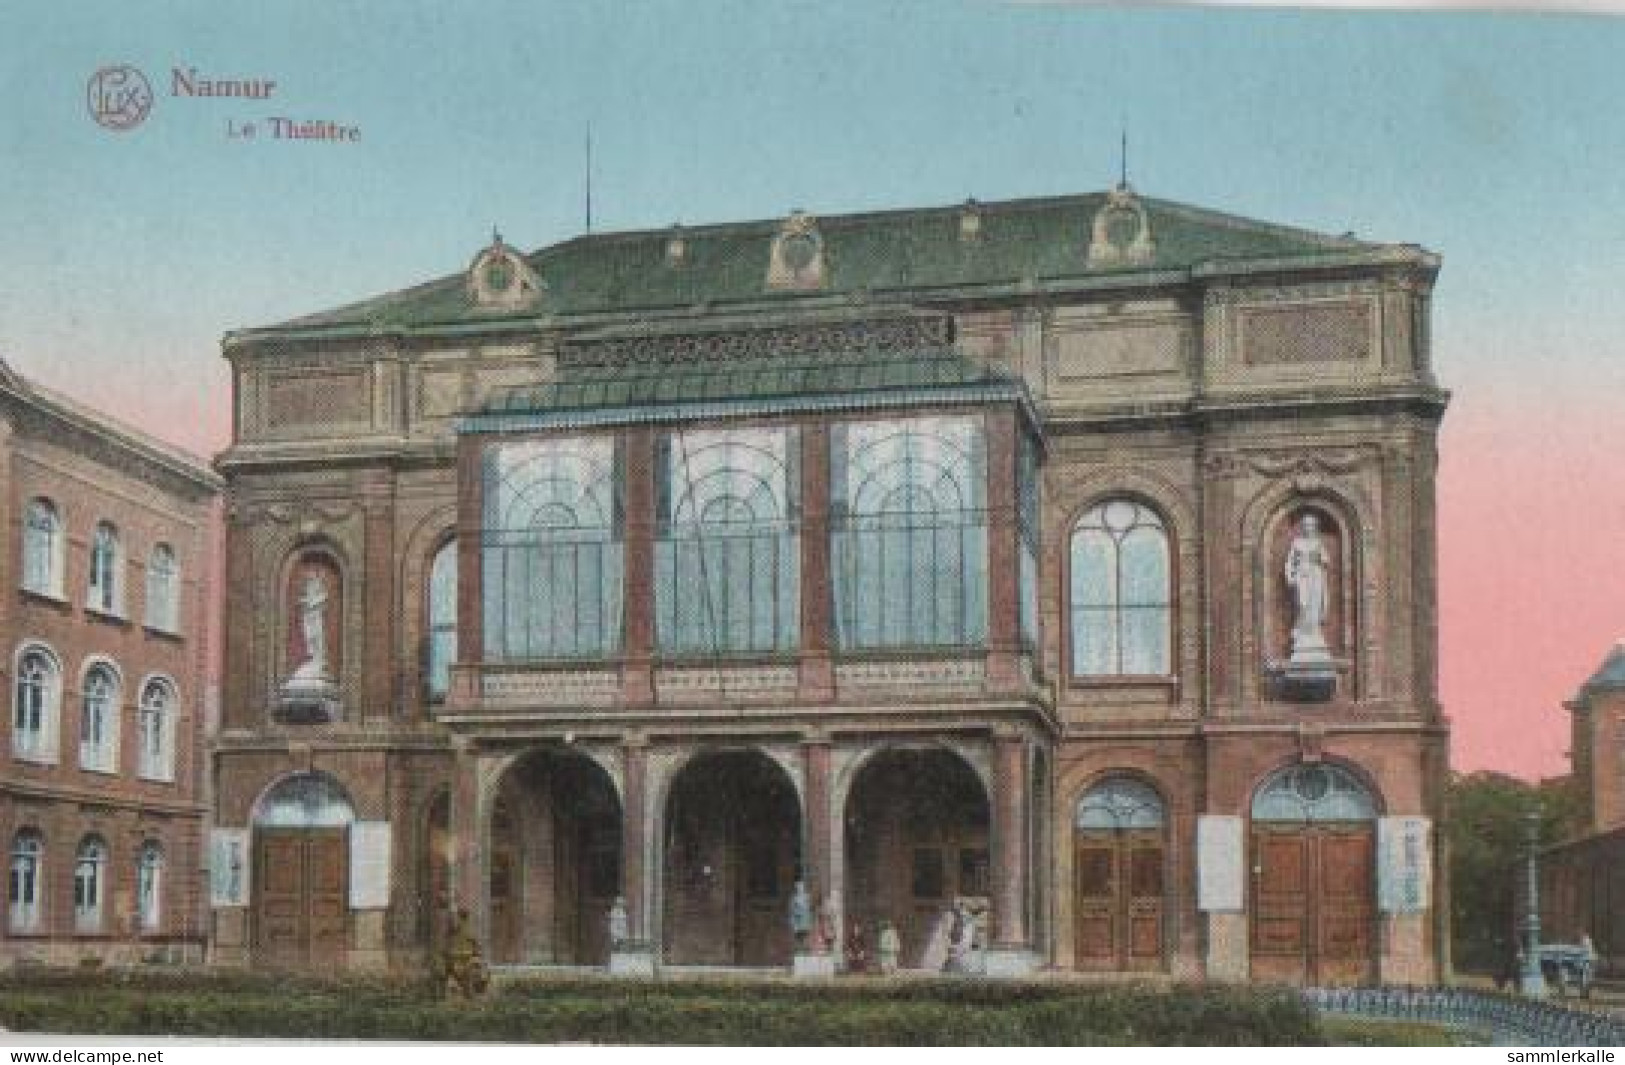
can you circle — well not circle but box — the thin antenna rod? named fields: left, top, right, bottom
left=1120, top=123, right=1128, bottom=188
left=585, top=125, right=594, bottom=234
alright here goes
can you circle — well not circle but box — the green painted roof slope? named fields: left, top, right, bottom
left=260, top=191, right=1391, bottom=338
left=261, top=191, right=1388, bottom=335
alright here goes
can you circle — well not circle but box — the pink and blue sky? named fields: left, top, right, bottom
left=2, top=1, right=1621, bottom=778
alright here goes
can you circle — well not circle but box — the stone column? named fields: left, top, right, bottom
left=454, top=435, right=484, bottom=666
left=449, top=738, right=488, bottom=947
left=797, top=425, right=835, bottom=701
left=360, top=472, right=397, bottom=722
left=611, top=737, right=656, bottom=975
left=621, top=428, right=656, bottom=706
left=988, top=730, right=1034, bottom=974
left=221, top=504, right=257, bottom=731
left=794, top=734, right=837, bottom=976
left=984, top=408, right=1023, bottom=693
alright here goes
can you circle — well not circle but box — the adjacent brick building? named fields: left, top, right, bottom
left=211, top=186, right=1449, bottom=982
left=0, top=360, right=221, bottom=966
left=1542, top=643, right=1625, bottom=972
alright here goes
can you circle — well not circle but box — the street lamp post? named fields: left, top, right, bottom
left=1519, top=805, right=1547, bottom=997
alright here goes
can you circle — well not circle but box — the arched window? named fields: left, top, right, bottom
left=832, top=416, right=987, bottom=648
left=1069, top=499, right=1171, bottom=677
left=12, top=646, right=60, bottom=762
left=1076, top=776, right=1167, bottom=830
left=482, top=438, right=622, bottom=660
left=74, top=836, right=107, bottom=932
left=426, top=540, right=457, bottom=700
left=88, top=522, right=121, bottom=615
left=79, top=663, right=120, bottom=773
left=1251, top=763, right=1376, bottom=823
left=136, top=841, right=163, bottom=932
left=8, top=830, right=43, bottom=932
left=22, top=499, right=62, bottom=597
left=138, top=679, right=175, bottom=781
left=145, top=544, right=180, bottom=632
left=656, top=427, right=799, bottom=654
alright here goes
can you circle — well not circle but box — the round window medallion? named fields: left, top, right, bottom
left=1293, top=766, right=1331, bottom=803
left=484, top=257, right=515, bottom=292
left=781, top=232, right=819, bottom=271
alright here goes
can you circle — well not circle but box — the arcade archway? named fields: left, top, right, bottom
left=662, top=749, right=801, bottom=967
left=487, top=749, right=622, bottom=966
left=843, top=747, right=990, bottom=970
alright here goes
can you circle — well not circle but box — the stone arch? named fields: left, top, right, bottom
left=251, top=770, right=357, bottom=827
left=659, top=746, right=804, bottom=967
left=1247, top=758, right=1385, bottom=822
left=833, top=737, right=990, bottom=817
left=841, top=742, right=993, bottom=970
left=1069, top=769, right=1170, bottom=829
left=486, top=747, right=624, bottom=966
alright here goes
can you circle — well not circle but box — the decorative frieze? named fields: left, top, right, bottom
left=655, top=664, right=798, bottom=700
left=479, top=667, right=620, bottom=705
left=563, top=316, right=954, bottom=371
left=835, top=656, right=987, bottom=690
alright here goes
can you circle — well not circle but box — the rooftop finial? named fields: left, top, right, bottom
left=491, top=225, right=501, bottom=245
left=585, top=124, right=594, bottom=234
left=1119, top=121, right=1129, bottom=189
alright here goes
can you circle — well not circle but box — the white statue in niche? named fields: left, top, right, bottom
left=1284, top=513, right=1333, bottom=663
left=290, top=571, right=331, bottom=683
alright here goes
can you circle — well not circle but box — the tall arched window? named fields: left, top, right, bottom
left=832, top=416, right=987, bottom=648
left=138, top=678, right=175, bottom=781
left=136, top=841, right=163, bottom=932
left=8, top=830, right=43, bottom=932
left=12, top=646, right=61, bottom=762
left=88, top=522, right=121, bottom=615
left=22, top=499, right=62, bottom=597
left=74, top=836, right=107, bottom=932
left=79, top=663, right=120, bottom=773
left=482, top=438, right=622, bottom=659
left=145, top=544, right=180, bottom=632
left=656, top=427, right=799, bottom=654
left=426, top=540, right=457, bottom=700
left=1069, top=499, right=1171, bottom=677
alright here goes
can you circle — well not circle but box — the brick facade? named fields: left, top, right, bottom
left=211, top=189, right=1449, bottom=982
left=0, top=363, right=220, bottom=967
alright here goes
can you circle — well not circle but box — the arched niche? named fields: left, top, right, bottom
left=284, top=548, right=344, bottom=681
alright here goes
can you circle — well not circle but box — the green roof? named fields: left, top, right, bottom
left=256, top=190, right=1394, bottom=337
left=464, top=346, right=1031, bottom=433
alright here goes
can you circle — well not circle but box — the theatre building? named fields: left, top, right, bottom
left=210, top=186, right=1448, bottom=982
left=0, top=361, right=220, bottom=967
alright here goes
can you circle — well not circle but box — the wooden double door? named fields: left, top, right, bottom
left=253, top=828, right=348, bottom=968
left=1250, top=824, right=1375, bottom=986
left=1074, top=828, right=1165, bottom=971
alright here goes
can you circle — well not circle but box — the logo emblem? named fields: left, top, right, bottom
left=86, top=65, right=153, bottom=131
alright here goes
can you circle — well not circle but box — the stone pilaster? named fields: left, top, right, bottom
left=621, top=428, right=656, bottom=707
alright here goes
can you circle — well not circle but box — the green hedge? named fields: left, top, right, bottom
left=0, top=971, right=1325, bottom=1045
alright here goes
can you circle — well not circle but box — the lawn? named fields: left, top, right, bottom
left=0, top=970, right=1458, bottom=1046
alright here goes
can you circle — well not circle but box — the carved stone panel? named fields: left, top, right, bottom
left=265, top=370, right=371, bottom=430
left=1240, top=301, right=1372, bottom=366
